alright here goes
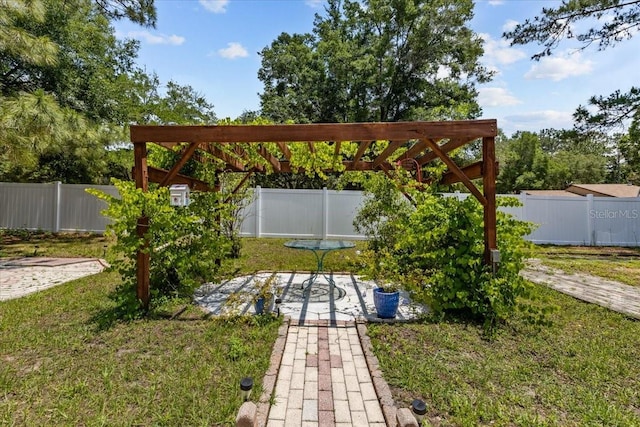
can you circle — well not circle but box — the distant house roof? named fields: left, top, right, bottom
left=523, top=190, right=582, bottom=197
left=523, top=184, right=640, bottom=197
left=567, top=184, right=640, bottom=198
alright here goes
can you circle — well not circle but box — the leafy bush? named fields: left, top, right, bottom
left=88, top=179, right=231, bottom=318
left=352, top=172, right=413, bottom=290
left=399, top=194, right=535, bottom=333
left=353, top=172, right=542, bottom=336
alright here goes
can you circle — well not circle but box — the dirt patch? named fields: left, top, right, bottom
left=537, top=245, right=640, bottom=258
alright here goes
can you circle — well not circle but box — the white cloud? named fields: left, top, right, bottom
left=217, top=42, right=249, bottom=59
left=480, top=33, right=526, bottom=66
left=488, top=0, right=504, bottom=5
left=199, top=0, right=228, bottom=13
left=505, top=110, right=574, bottom=131
left=502, top=19, right=518, bottom=33
left=524, top=52, right=593, bottom=81
left=478, top=87, right=521, bottom=107
left=127, top=31, right=185, bottom=46
left=305, top=0, right=324, bottom=7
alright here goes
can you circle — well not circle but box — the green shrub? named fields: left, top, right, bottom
left=353, top=171, right=543, bottom=336
left=88, top=179, right=231, bottom=318
left=398, top=194, right=535, bottom=334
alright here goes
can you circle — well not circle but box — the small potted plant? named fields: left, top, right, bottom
left=253, top=273, right=278, bottom=315
left=358, top=248, right=402, bottom=319
left=373, top=282, right=400, bottom=319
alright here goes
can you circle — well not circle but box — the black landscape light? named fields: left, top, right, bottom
left=411, top=399, right=427, bottom=423
left=240, top=377, right=253, bottom=401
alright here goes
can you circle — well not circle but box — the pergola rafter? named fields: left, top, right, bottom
left=130, top=119, right=498, bottom=310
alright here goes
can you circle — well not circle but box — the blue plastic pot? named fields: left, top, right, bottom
left=254, top=297, right=266, bottom=314
left=373, top=287, right=400, bottom=319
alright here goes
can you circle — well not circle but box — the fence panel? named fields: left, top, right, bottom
left=259, top=188, right=324, bottom=238
left=59, top=184, right=119, bottom=232
left=239, top=193, right=257, bottom=237
left=326, top=190, right=366, bottom=239
left=591, top=197, right=640, bottom=246
left=0, top=182, right=56, bottom=231
left=520, top=195, right=590, bottom=245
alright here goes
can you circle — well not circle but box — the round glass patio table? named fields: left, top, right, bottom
left=284, top=240, right=355, bottom=290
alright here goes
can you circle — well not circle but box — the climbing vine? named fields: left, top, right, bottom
left=352, top=170, right=548, bottom=337
left=88, top=180, right=232, bottom=318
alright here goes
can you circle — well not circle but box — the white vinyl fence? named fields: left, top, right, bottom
left=239, top=187, right=366, bottom=239
left=1, top=182, right=639, bottom=246
left=0, top=182, right=118, bottom=233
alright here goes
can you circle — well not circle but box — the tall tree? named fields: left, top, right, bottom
left=153, top=81, right=217, bottom=125
left=504, top=0, right=639, bottom=183
left=497, top=129, right=609, bottom=192
left=0, top=0, right=159, bottom=183
left=94, top=0, right=157, bottom=27
left=504, top=0, right=640, bottom=60
left=0, top=0, right=58, bottom=70
left=497, top=132, right=549, bottom=193
left=258, top=0, right=491, bottom=123
left=505, top=1, right=639, bottom=129
left=618, top=112, right=640, bottom=183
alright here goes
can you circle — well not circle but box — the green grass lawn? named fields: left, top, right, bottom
left=369, top=244, right=640, bottom=426
left=0, top=231, right=112, bottom=258
left=222, top=237, right=366, bottom=274
left=2, top=233, right=639, bottom=426
left=0, top=273, right=280, bottom=425
left=368, top=284, right=640, bottom=426
left=0, top=233, right=283, bottom=426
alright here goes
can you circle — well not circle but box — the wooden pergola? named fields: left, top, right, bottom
left=130, top=119, right=498, bottom=309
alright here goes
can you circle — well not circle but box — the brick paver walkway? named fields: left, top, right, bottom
left=266, top=320, right=387, bottom=427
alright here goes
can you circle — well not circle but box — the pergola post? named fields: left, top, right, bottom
left=482, top=136, right=498, bottom=265
left=133, top=142, right=150, bottom=311
left=214, top=172, right=222, bottom=267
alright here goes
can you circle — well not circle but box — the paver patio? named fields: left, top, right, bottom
left=0, top=257, right=107, bottom=301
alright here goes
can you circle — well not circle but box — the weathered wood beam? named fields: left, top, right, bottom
left=439, top=161, right=484, bottom=185
left=258, top=145, right=282, bottom=172
left=372, top=140, right=405, bottom=168
left=423, top=139, right=487, bottom=205
left=130, top=120, right=497, bottom=144
left=351, top=140, right=372, bottom=168
left=415, top=137, right=474, bottom=166
left=272, top=160, right=381, bottom=173
left=482, top=136, right=498, bottom=265
left=133, top=142, right=149, bottom=192
left=394, top=139, right=434, bottom=162
left=276, top=142, right=291, bottom=160
left=352, top=161, right=376, bottom=171
left=143, top=166, right=213, bottom=192
left=333, top=141, right=341, bottom=161
left=160, top=142, right=199, bottom=187
left=234, top=145, right=265, bottom=172
left=205, top=144, right=246, bottom=172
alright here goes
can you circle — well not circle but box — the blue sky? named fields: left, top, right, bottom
left=113, top=0, right=640, bottom=136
